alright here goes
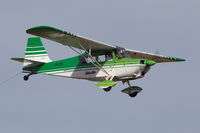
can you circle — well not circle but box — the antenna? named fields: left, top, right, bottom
left=0, top=72, right=22, bottom=88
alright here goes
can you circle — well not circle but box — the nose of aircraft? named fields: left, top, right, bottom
left=146, top=60, right=157, bottom=66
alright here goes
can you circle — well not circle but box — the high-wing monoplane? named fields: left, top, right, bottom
left=12, top=26, right=185, bottom=97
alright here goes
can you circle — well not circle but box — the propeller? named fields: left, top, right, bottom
left=142, top=49, right=159, bottom=76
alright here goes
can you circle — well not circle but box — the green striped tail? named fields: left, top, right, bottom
left=25, top=37, right=51, bottom=63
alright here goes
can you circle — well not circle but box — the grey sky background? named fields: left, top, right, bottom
left=0, top=0, right=199, bottom=133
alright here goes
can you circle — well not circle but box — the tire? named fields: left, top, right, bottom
left=23, top=75, right=29, bottom=81
left=129, top=92, right=138, bottom=97
left=103, top=86, right=112, bottom=92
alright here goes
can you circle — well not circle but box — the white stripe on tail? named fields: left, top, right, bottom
left=23, top=37, right=51, bottom=67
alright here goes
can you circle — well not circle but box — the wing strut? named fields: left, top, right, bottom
left=67, top=45, right=88, bottom=61
left=78, top=43, right=111, bottom=76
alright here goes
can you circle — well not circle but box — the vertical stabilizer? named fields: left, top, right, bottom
left=24, top=37, right=51, bottom=63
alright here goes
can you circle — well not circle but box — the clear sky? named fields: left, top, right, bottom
left=0, top=0, right=199, bottom=133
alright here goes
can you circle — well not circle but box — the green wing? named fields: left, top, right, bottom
left=26, top=26, right=185, bottom=63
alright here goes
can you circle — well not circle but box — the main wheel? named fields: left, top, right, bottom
left=103, top=86, right=112, bottom=92
left=129, top=92, right=138, bottom=97
left=23, top=75, right=29, bottom=81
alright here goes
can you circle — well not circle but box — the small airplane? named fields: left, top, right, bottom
left=11, top=26, right=185, bottom=97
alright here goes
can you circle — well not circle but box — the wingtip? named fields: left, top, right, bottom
left=173, top=57, right=186, bottom=62
left=165, top=56, right=186, bottom=62
left=176, top=58, right=186, bottom=61
left=26, top=26, right=76, bottom=36
left=26, top=26, right=54, bottom=33
left=27, top=25, right=51, bottom=30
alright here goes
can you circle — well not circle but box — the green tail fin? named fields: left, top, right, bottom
left=24, top=37, right=51, bottom=62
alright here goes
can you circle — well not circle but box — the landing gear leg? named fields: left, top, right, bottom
left=127, top=80, right=131, bottom=87
left=23, top=73, right=33, bottom=81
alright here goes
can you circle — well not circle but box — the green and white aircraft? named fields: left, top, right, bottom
left=12, top=26, right=185, bottom=97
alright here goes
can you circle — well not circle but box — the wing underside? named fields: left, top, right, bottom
left=126, top=49, right=185, bottom=63
left=26, top=26, right=115, bottom=51
left=26, top=26, right=185, bottom=63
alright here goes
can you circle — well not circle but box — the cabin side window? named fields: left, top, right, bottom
left=79, top=56, right=97, bottom=64
left=140, top=60, right=145, bottom=64
left=105, top=52, right=112, bottom=61
left=79, top=56, right=87, bottom=64
left=97, top=55, right=105, bottom=62
left=79, top=52, right=113, bottom=64
left=97, top=52, right=112, bottom=62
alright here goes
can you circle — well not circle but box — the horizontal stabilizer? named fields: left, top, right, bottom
left=11, top=57, right=45, bottom=68
left=11, top=58, right=44, bottom=63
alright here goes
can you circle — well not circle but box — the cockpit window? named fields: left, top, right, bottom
left=115, top=46, right=131, bottom=58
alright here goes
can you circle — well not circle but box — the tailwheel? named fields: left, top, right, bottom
left=23, top=75, right=29, bottom=81
left=23, top=73, right=33, bottom=81
left=103, top=86, right=112, bottom=92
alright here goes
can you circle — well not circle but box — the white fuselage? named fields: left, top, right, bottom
left=43, top=64, right=148, bottom=81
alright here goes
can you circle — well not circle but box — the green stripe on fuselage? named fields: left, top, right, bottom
left=23, top=56, right=146, bottom=74
left=37, top=64, right=144, bottom=74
